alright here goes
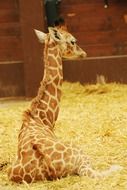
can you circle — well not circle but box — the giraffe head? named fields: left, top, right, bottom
left=34, top=25, right=87, bottom=60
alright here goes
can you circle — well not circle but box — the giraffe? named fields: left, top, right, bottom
left=24, top=23, right=87, bottom=130
left=8, top=24, right=122, bottom=183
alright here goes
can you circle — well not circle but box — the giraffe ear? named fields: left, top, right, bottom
left=34, top=29, right=47, bottom=43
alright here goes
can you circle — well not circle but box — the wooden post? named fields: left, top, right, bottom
left=19, top=0, right=45, bottom=97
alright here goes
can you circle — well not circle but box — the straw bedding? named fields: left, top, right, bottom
left=0, top=82, right=127, bottom=190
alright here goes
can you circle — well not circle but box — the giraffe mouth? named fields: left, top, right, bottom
left=63, top=52, right=87, bottom=61
left=63, top=56, right=87, bottom=61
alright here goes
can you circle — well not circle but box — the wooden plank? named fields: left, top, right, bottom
left=66, top=16, right=127, bottom=33
left=0, top=48, right=23, bottom=61
left=61, top=0, right=127, bottom=5
left=76, top=42, right=127, bottom=56
left=81, top=43, right=127, bottom=57
left=0, top=62, right=25, bottom=97
left=60, top=3, right=127, bottom=17
left=0, top=0, right=18, bottom=9
left=74, top=29, right=127, bottom=45
left=0, top=22, right=21, bottom=36
left=0, top=9, right=19, bottom=23
left=63, top=56, right=127, bottom=84
left=0, top=36, right=22, bottom=48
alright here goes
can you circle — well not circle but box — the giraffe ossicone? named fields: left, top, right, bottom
left=8, top=23, right=122, bottom=183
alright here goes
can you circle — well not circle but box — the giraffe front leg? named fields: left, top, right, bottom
left=32, top=142, right=57, bottom=180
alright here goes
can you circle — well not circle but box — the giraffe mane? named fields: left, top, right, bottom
left=22, top=109, right=34, bottom=123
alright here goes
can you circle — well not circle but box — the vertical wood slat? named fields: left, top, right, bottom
left=0, top=0, right=25, bottom=97
left=19, top=0, right=45, bottom=97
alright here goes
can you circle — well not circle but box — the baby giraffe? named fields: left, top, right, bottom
left=8, top=22, right=122, bottom=183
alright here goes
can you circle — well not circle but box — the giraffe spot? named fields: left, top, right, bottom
left=49, top=48, right=59, bottom=57
left=45, top=139, right=54, bottom=146
left=43, top=119, right=51, bottom=126
left=43, top=147, right=54, bottom=155
left=19, top=167, right=24, bottom=176
left=12, top=175, right=22, bottom=183
left=50, top=98, right=57, bottom=109
left=65, top=163, right=73, bottom=174
left=38, top=101, right=47, bottom=110
left=66, top=148, right=72, bottom=155
left=39, top=111, right=45, bottom=119
left=24, top=160, right=37, bottom=174
left=72, top=148, right=78, bottom=155
left=34, top=117, right=43, bottom=125
left=46, top=109, right=53, bottom=123
left=35, top=174, right=43, bottom=181
left=53, top=161, right=62, bottom=173
left=31, top=160, right=37, bottom=166
left=24, top=163, right=31, bottom=173
left=63, top=150, right=72, bottom=163
left=48, top=56, right=58, bottom=67
left=24, top=174, right=32, bottom=183
left=53, top=77, right=60, bottom=86
left=21, top=150, right=33, bottom=165
left=55, top=143, right=65, bottom=151
left=43, top=92, right=49, bottom=102
left=47, top=83, right=56, bottom=96
left=13, top=165, right=21, bottom=175
left=51, top=151, right=62, bottom=160
left=57, top=57, right=62, bottom=65
left=33, top=144, right=38, bottom=150
left=63, top=151, right=71, bottom=162
left=50, top=69, right=58, bottom=77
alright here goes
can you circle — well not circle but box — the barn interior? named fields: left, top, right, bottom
left=0, top=1, right=127, bottom=190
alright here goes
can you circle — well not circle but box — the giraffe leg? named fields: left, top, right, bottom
left=32, top=143, right=57, bottom=180
left=8, top=162, right=24, bottom=183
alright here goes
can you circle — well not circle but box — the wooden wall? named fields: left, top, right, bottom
left=0, top=0, right=24, bottom=97
left=60, top=0, right=127, bottom=84
left=60, top=0, right=127, bottom=57
left=0, top=0, right=127, bottom=97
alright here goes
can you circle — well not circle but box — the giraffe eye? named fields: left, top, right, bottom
left=53, top=30, right=61, bottom=40
left=71, top=41, right=75, bottom=45
left=55, top=32, right=60, bottom=40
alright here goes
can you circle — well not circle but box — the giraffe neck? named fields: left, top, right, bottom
left=30, top=40, right=63, bottom=129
